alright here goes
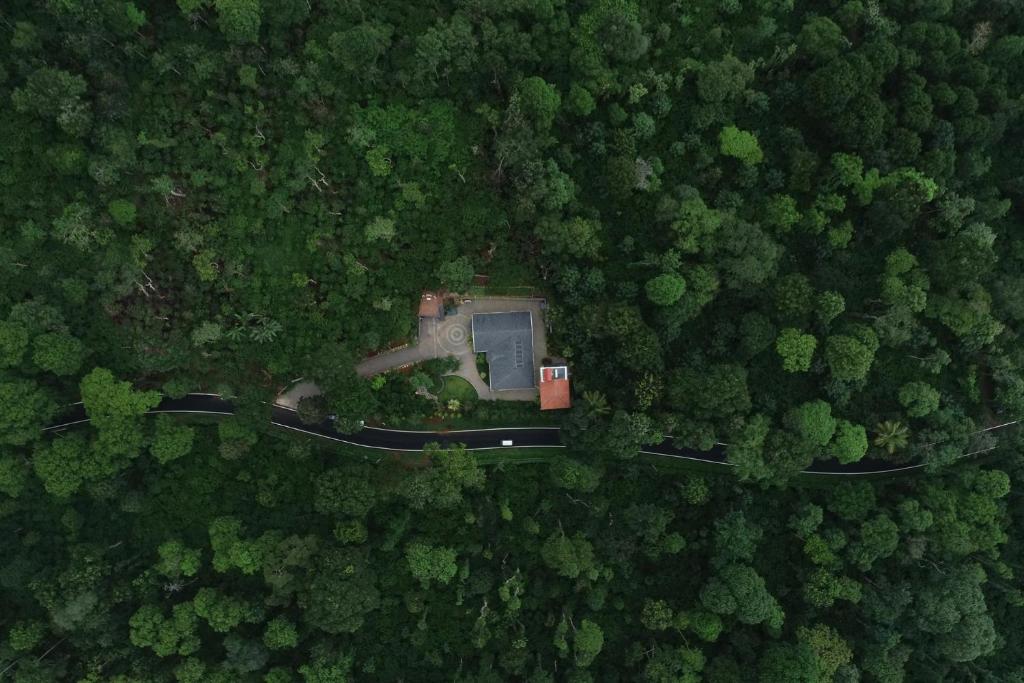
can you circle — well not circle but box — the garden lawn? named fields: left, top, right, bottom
left=437, top=376, right=479, bottom=404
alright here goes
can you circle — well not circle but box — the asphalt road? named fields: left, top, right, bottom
left=44, top=393, right=931, bottom=476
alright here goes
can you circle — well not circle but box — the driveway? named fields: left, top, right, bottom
left=361, top=297, right=548, bottom=402
left=355, top=318, right=439, bottom=377
left=279, top=297, right=548, bottom=407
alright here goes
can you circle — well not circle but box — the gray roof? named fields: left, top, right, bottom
left=472, top=312, right=535, bottom=391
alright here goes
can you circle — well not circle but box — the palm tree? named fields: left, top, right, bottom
left=582, top=390, right=610, bottom=417
left=873, top=420, right=910, bottom=454
left=251, top=318, right=282, bottom=343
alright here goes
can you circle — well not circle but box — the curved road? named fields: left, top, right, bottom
left=40, top=394, right=960, bottom=477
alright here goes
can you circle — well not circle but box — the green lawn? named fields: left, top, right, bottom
left=437, top=375, right=479, bottom=403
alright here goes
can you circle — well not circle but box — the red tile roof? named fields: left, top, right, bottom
left=539, top=367, right=571, bottom=410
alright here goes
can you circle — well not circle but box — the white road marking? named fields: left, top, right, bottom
left=41, top=394, right=1011, bottom=476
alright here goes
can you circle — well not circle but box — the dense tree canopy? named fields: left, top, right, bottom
left=1, top=0, right=1024, bottom=680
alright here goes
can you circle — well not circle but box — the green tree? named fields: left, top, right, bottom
left=798, top=624, right=852, bottom=679
left=7, top=621, right=46, bottom=652
left=437, top=256, right=475, bottom=292
left=574, top=619, right=604, bottom=667
left=516, top=76, right=561, bottom=130
left=263, top=617, right=299, bottom=650
left=215, top=0, right=260, bottom=43
left=192, top=588, right=254, bottom=633
left=405, top=541, right=458, bottom=587
left=775, top=328, right=817, bottom=372
left=784, top=400, right=836, bottom=447
left=915, top=564, right=997, bottom=662
left=550, top=456, right=602, bottom=493
left=302, top=548, right=380, bottom=634
left=541, top=530, right=596, bottom=579
left=798, top=16, right=848, bottom=63
left=773, top=274, right=815, bottom=322
left=898, top=381, right=941, bottom=417
left=315, top=469, right=376, bottom=518
left=80, top=368, right=161, bottom=432
left=150, top=415, right=195, bottom=464
left=53, top=202, right=102, bottom=249
left=568, top=84, right=596, bottom=115
left=697, top=55, right=754, bottom=103
left=824, top=334, right=876, bottom=381
left=640, top=599, right=673, bottom=630
left=298, top=653, right=355, bottom=683
left=802, top=569, right=862, bottom=608
left=32, top=433, right=89, bottom=496
left=700, top=564, right=784, bottom=629
left=398, top=444, right=484, bottom=510
left=668, top=363, right=750, bottom=420
left=829, top=420, right=868, bottom=463
left=0, top=380, right=55, bottom=446
left=330, top=22, right=393, bottom=75
left=536, top=217, right=603, bottom=259
left=156, top=540, right=201, bottom=579
left=848, top=514, right=899, bottom=571
left=365, top=216, right=396, bottom=242
left=31, top=332, right=84, bottom=376
left=758, top=642, right=819, bottom=683
left=129, top=603, right=200, bottom=657
left=107, top=199, right=136, bottom=226
left=0, top=449, right=29, bottom=498
left=816, top=291, right=846, bottom=325
left=641, top=645, right=706, bottom=682
left=11, top=67, right=90, bottom=135
left=646, top=273, right=687, bottom=306
left=719, top=126, right=763, bottom=166
left=684, top=610, right=723, bottom=643
left=672, top=195, right=723, bottom=253
left=713, top=511, right=762, bottom=565
left=0, top=321, right=29, bottom=368
left=209, top=516, right=263, bottom=575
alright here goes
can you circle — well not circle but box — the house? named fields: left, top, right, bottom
left=471, top=311, right=535, bottom=391
left=539, top=365, right=571, bottom=410
left=418, top=292, right=444, bottom=319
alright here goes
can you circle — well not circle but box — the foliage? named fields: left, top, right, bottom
left=775, top=328, right=817, bottom=373
left=719, top=126, right=763, bottom=166
left=2, top=0, right=1024, bottom=679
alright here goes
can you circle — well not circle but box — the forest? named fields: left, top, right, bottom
left=2, top=0, right=1024, bottom=680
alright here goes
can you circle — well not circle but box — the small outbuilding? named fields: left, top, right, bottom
left=418, top=292, right=444, bottom=319
left=539, top=365, right=571, bottom=410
